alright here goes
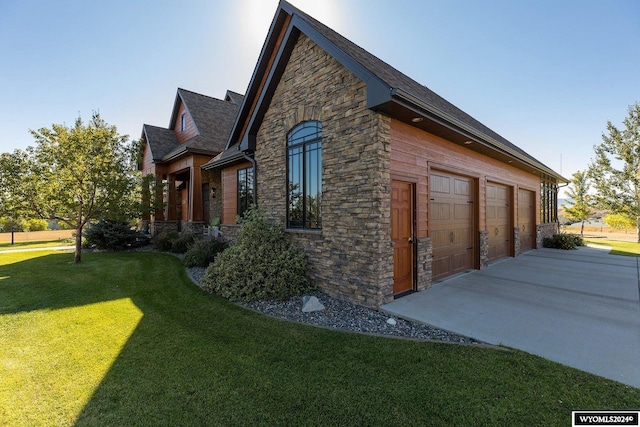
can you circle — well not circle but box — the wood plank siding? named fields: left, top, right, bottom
left=390, top=119, right=541, bottom=239
left=221, top=161, right=253, bottom=224
left=175, top=102, right=198, bottom=144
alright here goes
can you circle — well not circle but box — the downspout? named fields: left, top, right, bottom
left=242, top=153, right=257, bottom=205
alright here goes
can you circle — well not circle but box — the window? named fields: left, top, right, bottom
left=287, top=121, right=322, bottom=229
left=541, top=179, right=558, bottom=223
left=180, top=113, right=186, bottom=132
left=237, top=166, right=254, bottom=218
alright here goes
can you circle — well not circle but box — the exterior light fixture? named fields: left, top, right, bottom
left=411, top=117, right=423, bottom=123
left=464, top=140, right=473, bottom=145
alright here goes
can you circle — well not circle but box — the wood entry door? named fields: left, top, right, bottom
left=518, top=189, right=535, bottom=252
left=430, top=171, right=475, bottom=281
left=392, top=180, right=414, bottom=294
left=486, top=182, right=511, bottom=262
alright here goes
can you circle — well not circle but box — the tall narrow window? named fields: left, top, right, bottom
left=287, top=121, right=322, bottom=229
left=181, top=113, right=186, bottom=132
left=237, top=166, right=254, bottom=218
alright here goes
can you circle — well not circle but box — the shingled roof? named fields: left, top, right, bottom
left=207, top=0, right=564, bottom=181
left=143, top=88, right=243, bottom=164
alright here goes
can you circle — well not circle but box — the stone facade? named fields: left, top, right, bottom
left=479, top=230, right=489, bottom=269
left=537, top=222, right=558, bottom=248
left=514, top=227, right=521, bottom=256
left=415, top=237, right=432, bottom=291
left=254, top=34, right=393, bottom=308
left=202, top=168, right=222, bottom=224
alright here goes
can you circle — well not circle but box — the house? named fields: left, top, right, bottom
left=201, top=1, right=565, bottom=308
left=140, top=88, right=243, bottom=235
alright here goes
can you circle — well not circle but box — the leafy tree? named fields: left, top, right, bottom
left=562, top=170, right=592, bottom=237
left=588, top=102, right=640, bottom=242
left=603, top=213, right=635, bottom=232
left=0, top=150, right=31, bottom=244
left=0, top=113, right=137, bottom=262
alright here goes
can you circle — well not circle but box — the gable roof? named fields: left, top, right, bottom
left=206, top=0, right=564, bottom=182
left=141, top=88, right=243, bottom=164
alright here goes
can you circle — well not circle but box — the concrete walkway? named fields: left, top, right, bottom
left=381, top=246, right=640, bottom=389
left=0, top=246, right=74, bottom=253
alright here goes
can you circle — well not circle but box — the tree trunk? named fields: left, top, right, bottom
left=580, top=220, right=585, bottom=237
left=637, top=217, right=640, bottom=244
left=74, top=225, right=82, bottom=263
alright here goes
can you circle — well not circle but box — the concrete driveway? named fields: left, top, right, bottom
left=381, top=246, right=640, bottom=388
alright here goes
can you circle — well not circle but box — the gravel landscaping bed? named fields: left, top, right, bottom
left=187, top=266, right=480, bottom=344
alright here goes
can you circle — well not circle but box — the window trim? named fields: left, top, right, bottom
left=237, top=166, right=254, bottom=218
left=286, top=121, right=322, bottom=230
left=180, top=113, right=186, bottom=132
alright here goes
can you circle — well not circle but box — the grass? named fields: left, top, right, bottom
left=1, top=251, right=638, bottom=426
left=584, top=238, right=640, bottom=257
left=0, top=239, right=74, bottom=250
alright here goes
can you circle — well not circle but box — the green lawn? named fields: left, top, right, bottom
left=584, top=238, right=640, bottom=256
left=1, top=251, right=638, bottom=426
left=0, top=239, right=74, bottom=250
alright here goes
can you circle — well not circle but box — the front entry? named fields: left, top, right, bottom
left=392, top=180, right=414, bottom=294
left=430, top=171, right=475, bottom=281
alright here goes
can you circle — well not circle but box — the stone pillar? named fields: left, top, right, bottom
left=479, top=230, right=489, bottom=269
left=514, top=226, right=521, bottom=256
left=416, top=237, right=432, bottom=291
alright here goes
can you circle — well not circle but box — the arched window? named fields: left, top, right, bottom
left=287, top=121, right=322, bottom=229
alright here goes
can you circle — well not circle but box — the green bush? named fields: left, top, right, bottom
left=83, top=219, right=149, bottom=251
left=543, top=233, right=584, bottom=250
left=151, top=230, right=179, bottom=251
left=171, top=233, right=196, bottom=253
left=201, top=207, right=313, bottom=301
left=23, top=218, right=48, bottom=231
left=183, top=238, right=229, bottom=268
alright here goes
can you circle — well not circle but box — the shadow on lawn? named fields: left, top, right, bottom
left=0, top=251, right=285, bottom=425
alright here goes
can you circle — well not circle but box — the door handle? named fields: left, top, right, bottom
left=408, top=237, right=414, bottom=244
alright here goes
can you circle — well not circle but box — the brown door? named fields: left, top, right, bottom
left=486, top=182, right=511, bottom=262
left=392, top=180, right=414, bottom=294
left=430, top=171, right=475, bottom=281
left=518, top=189, right=535, bottom=252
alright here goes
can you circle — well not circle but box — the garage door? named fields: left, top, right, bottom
left=518, top=189, right=535, bottom=252
left=430, top=171, right=475, bottom=281
left=486, top=182, right=511, bottom=262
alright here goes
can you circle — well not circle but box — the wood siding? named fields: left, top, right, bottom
left=221, top=161, right=253, bottom=224
left=174, top=102, right=198, bottom=143
left=390, top=119, right=540, bottom=239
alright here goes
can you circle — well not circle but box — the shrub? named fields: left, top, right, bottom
left=171, top=233, right=197, bottom=253
left=83, top=219, right=149, bottom=251
left=183, top=238, right=229, bottom=268
left=23, top=218, right=48, bottom=231
left=201, top=207, right=313, bottom=301
left=543, top=233, right=584, bottom=250
left=151, top=230, right=179, bottom=251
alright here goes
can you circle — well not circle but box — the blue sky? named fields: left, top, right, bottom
left=1, top=0, right=638, bottom=195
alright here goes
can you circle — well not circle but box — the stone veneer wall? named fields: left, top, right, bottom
left=254, top=34, right=393, bottom=308
left=537, top=222, right=558, bottom=248
left=202, top=169, right=222, bottom=223
left=513, top=227, right=521, bottom=256
left=479, top=230, right=489, bottom=269
left=415, top=237, right=432, bottom=291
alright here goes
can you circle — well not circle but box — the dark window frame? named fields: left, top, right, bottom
left=237, top=166, right=254, bottom=218
left=286, top=121, right=322, bottom=230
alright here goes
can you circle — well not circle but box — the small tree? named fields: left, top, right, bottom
left=588, top=102, right=640, bottom=242
left=562, top=170, right=592, bottom=237
left=603, top=213, right=635, bottom=232
left=0, top=113, right=137, bottom=262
